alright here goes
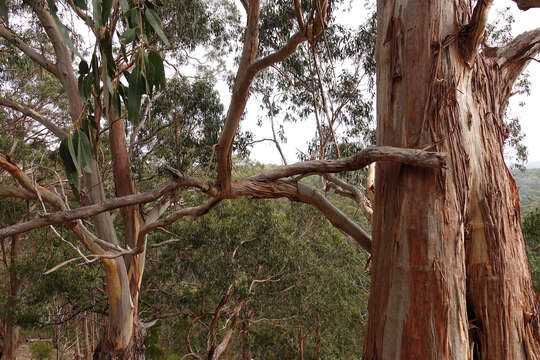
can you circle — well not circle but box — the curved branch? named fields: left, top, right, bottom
left=250, top=146, right=446, bottom=182
left=459, top=0, right=493, bottom=65
left=512, top=0, right=540, bottom=10
left=30, top=4, right=83, bottom=122
left=0, top=97, right=67, bottom=139
left=0, top=180, right=181, bottom=239
left=0, top=153, right=104, bottom=254
left=0, top=24, right=60, bottom=77
left=216, top=0, right=260, bottom=194
left=0, top=185, right=36, bottom=200
left=488, top=27, right=540, bottom=88
left=216, top=1, right=326, bottom=194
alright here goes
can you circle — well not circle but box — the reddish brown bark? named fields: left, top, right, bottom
left=1, top=236, right=21, bottom=360
left=365, top=1, right=540, bottom=359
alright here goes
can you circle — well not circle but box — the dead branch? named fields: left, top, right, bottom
left=324, top=174, right=373, bottom=222
left=512, top=0, right=540, bottom=10
left=0, top=180, right=180, bottom=238
left=250, top=146, right=446, bottom=182
left=44, top=247, right=141, bottom=275
left=0, top=97, right=68, bottom=139
left=0, top=24, right=60, bottom=77
left=460, top=0, right=494, bottom=65
left=488, top=27, right=540, bottom=90
left=0, top=185, right=36, bottom=200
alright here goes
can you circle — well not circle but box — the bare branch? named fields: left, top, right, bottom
left=324, top=174, right=372, bottom=222
left=250, top=146, right=446, bottom=182
left=0, top=180, right=181, bottom=239
left=0, top=153, right=105, bottom=254
left=459, top=0, right=494, bottom=65
left=139, top=199, right=221, bottom=237
left=0, top=97, right=67, bottom=139
left=294, top=0, right=305, bottom=31
left=488, top=27, right=540, bottom=89
left=210, top=302, right=244, bottom=360
left=249, top=31, right=308, bottom=75
left=216, top=0, right=325, bottom=194
left=0, top=185, right=36, bottom=200
left=296, top=183, right=371, bottom=252
left=216, top=0, right=260, bottom=194
left=44, top=246, right=141, bottom=275
left=149, top=238, right=182, bottom=249
left=0, top=24, right=60, bottom=77
left=512, top=0, right=540, bottom=10
left=30, top=4, right=83, bottom=122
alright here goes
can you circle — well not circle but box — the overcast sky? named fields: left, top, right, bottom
left=242, top=2, right=540, bottom=166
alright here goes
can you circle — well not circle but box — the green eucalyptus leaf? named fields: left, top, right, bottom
left=91, top=53, right=100, bottom=89
left=79, top=60, right=89, bottom=75
left=118, top=0, right=129, bottom=13
left=0, top=0, right=8, bottom=23
left=148, top=50, right=165, bottom=91
left=127, top=70, right=143, bottom=125
left=66, top=134, right=81, bottom=175
left=111, top=91, right=121, bottom=118
left=92, top=0, right=102, bottom=27
left=144, top=8, right=170, bottom=47
left=75, top=130, right=93, bottom=173
left=120, top=27, right=137, bottom=44
left=59, top=137, right=81, bottom=200
left=74, top=0, right=87, bottom=10
left=101, top=0, right=113, bottom=24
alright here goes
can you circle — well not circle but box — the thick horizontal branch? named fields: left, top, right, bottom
left=460, top=0, right=493, bottom=65
left=487, top=27, right=540, bottom=89
left=0, top=153, right=65, bottom=210
left=250, top=146, right=446, bottom=182
left=222, top=180, right=372, bottom=252
left=0, top=97, right=67, bottom=139
left=0, top=181, right=179, bottom=238
left=248, top=31, right=308, bottom=76
left=0, top=24, right=60, bottom=77
left=0, top=185, right=36, bottom=200
left=512, top=0, right=540, bottom=10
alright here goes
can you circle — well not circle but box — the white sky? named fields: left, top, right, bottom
left=238, top=2, right=540, bottom=165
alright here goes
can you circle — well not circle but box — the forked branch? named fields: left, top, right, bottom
left=0, top=24, right=60, bottom=77
left=460, top=0, right=494, bottom=65
left=0, top=97, right=67, bottom=139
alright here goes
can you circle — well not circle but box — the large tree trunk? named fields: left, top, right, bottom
left=1, top=236, right=20, bottom=360
left=0, top=324, right=19, bottom=360
left=93, top=317, right=146, bottom=360
left=364, top=1, right=540, bottom=359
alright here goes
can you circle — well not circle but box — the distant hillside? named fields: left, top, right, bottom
left=514, top=168, right=540, bottom=215
left=526, top=161, right=540, bottom=169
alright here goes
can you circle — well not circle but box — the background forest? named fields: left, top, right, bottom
left=0, top=0, right=539, bottom=359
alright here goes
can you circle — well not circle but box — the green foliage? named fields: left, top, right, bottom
left=523, top=208, right=540, bottom=292
left=145, top=344, right=165, bottom=360
left=30, top=343, right=53, bottom=360
left=58, top=130, right=92, bottom=200
left=142, top=193, right=369, bottom=358
left=513, top=168, right=540, bottom=215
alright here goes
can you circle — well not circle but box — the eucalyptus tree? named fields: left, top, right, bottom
left=364, top=0, right=540, bottom=358
left=2, top=0, right=533, bottom=359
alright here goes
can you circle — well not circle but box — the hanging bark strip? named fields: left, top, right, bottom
left=364, top=0, right=540, bottom=358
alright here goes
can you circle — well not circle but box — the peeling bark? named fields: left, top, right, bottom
left=365, top=0, right=540, bottom=359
